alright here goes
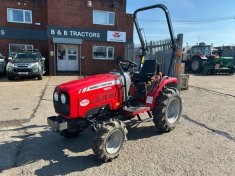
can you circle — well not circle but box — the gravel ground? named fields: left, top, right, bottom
left=0, top=74, right=234, bottom=176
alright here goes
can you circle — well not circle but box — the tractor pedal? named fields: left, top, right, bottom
left=123, top=106, right=150, bottom=115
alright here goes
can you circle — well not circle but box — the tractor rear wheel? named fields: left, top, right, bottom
left=92, top=119, right=127, bottom=162
left=152, top=88, right=182, bottom=132
left=190, top=57, right=203, bottom=73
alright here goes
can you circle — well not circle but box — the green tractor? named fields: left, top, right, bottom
left=183, top=43, right=234, bottom=75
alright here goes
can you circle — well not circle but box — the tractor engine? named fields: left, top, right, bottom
left=53, top=73, right=131, bottom=119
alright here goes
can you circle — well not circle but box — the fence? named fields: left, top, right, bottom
left=125, top=34, right=183, bottom=77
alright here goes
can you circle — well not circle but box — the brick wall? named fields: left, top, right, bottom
left=0, top=0, right=133, bottom=76
left=0, top=0, right=47, bottom=30
left=81, top=41, right=125, bottom=75
left=46, top=0, right=132, bottom=40
left=0, top=0, right=48, bottom=58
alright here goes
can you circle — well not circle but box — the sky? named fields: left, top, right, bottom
left=126, top=0, right=235, bottom=47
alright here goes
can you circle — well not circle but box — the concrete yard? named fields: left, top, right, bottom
left=0, top=74, right=234, bottom=176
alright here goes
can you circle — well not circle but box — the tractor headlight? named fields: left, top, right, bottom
left=60, top=94, right=67, bottom=104
left=53, top=92, right=59, bottom=101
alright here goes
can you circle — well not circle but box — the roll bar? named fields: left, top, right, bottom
left=133, top=4, right=177, bottom=76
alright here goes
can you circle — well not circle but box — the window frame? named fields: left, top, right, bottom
left=93, top=46, right=115, bottom=60
left=93, top=10, right=115, bottom=26
left=9, top=43, right=34, bottom=56
left=7, top=8, right=32, bottom=24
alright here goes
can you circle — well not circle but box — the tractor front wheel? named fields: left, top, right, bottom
left=152, top=88, right=182, bottom=132
left=92, top=119, right=127, bottom=162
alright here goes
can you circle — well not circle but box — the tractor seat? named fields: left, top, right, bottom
left=133, top=60, right=158, bottom=83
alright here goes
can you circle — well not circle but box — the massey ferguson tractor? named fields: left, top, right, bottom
left=184, top=43, right=234, bottom=74
left=47, top=4, right=182, bottom=162
left=183, top=42, right=213, bottom=72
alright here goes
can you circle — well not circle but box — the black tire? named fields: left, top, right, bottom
left=152, top=88, right=182, bottom=132
left=228, top=67, right=234, bottom=75
left=38, top=72, right=43, bottom=80
left=92, top=119, right=127, bottom=162
left=8, top=75, right=15, bottom=81
left=190, top=57, right=203, bottom=73
left=60, top=129, right=80, bottom=139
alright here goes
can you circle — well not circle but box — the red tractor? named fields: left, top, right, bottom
left=47, top=4, right=182, bottom=162
left=184, top=42, right=215, bottom=73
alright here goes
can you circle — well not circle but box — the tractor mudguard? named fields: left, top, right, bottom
left=146, top=77, right=178, bottom=109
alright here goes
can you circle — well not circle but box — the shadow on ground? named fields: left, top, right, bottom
left=0, top=121, right=162, bottom=175
left=0, top=75, right=44, bottom=83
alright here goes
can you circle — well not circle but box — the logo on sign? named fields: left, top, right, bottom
left=107, top=31, right=126, bottom=43
left=80, top=99, right=90, bottom=106
left=113, top=32, right=121, bottom=38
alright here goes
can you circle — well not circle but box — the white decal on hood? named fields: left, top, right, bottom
left=78, top=80, right=120, bottom=94
left=80, top=99, right=90, bottom=106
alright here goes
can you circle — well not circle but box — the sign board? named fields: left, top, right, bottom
left=47, top=26, right=107, bottom=41
left=0, top=26, right=127, bottom=43
left=107, top=31, right=126, bottom=43
left=0, top=26, right=47, bottom=40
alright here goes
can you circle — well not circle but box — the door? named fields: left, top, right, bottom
left=57, top=45, right=79, bottom=71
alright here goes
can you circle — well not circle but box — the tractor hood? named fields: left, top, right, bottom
left=56, top=73, right=121, bottom=95
left=54, top=73, right=123, bottom=118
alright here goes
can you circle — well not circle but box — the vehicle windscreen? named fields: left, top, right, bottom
left=14, top=52, right=38, bottom=61
left=191, top=46, right=211, bottom=56
left=202, top=46, right=211, bottom=56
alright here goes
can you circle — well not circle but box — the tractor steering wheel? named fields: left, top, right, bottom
left=118, top=59, right=138, bottom=72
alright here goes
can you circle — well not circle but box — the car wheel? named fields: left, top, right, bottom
left=38, top=71, right=43, bottom=80
left=8, top=75, right=15, bottom=81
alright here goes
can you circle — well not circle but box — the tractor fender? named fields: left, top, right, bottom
left=147, top=77, right=178, bottom=109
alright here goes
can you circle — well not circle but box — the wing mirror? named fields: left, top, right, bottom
left=42, top=57, right=45, bottom=61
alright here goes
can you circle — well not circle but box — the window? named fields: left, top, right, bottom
left=93, top=46, right=114, bottom=60
left=9, top=44, right=33, bottom=56
left=7, top=8, right=32, bottom=24
left=93, top=11, right=115, bottom=25
left=68, top=47, right=78, bottom=60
